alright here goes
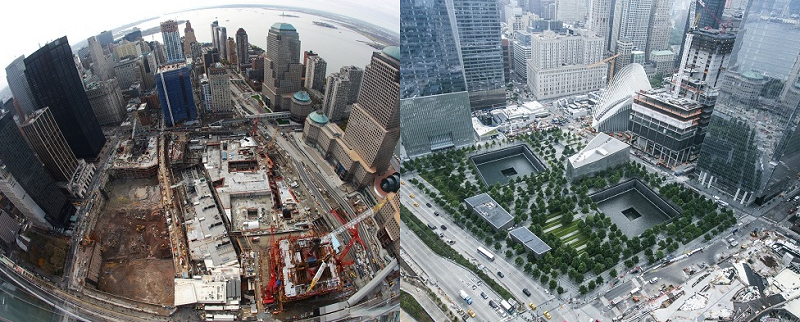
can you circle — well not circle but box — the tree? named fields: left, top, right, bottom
left=515, top=257, right=524, bottom=266
left=506, top=250, right=513, bottom=258
left=588, top=280, right=596, bottom=290
left=609, top=268, right=617, bottom=278
left=579, top=285, right=588, bottom=295
left=557, top=286, right=565, bottom=294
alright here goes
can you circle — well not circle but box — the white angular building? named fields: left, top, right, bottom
left=567, top=132, right=630, bottom=180
left=592, top=63, right=651, bottom=132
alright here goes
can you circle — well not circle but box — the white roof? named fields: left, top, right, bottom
left=568, top=133, right=628, bottom=167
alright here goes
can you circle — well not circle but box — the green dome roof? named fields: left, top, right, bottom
left=382, top=46, right=400, bottom=60
left=742, top=70, right=764, bottom=81
left=271, top=22, right=296, bottom=31
left=308, top=111, right=329, bottom=125
left=293, top=91, right=310, bottom=102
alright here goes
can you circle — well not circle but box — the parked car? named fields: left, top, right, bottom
left=481, top=292, right=488, bottom=299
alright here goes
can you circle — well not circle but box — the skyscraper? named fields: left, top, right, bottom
left=262, top=23, right=302, bottom=111
left=452, top=0, right=506, bottom=109
left=695, top=0, right=800, bottom=205
left=24, top=36, right=106, bottom=159
left=646, top=0, right=673, bottom=55
left=304, top=55, right=327, bottom=93
left=589, top=0, right=612, bottom=50
left=19, top=107, right=78, bottom=182
left=0, top=110, right=74, bottom=228
left=183, top=20, right=197, bottom=60
left=343, top=48, right=401, bottom=175
left=696, top=0, right=725, bottom=30
left=160, top=20, right=184, bottom=63
left=96, top=30, right=113, bottom=51
left=226, top=38, right=237, bottom=66
left=322, top=66, right=363, bottom=122
left=88, top=36, right=113, bottom=81
left=609, top=0, right=653, bottom=53
left=235, top=28, right=249, bottom=69
left=208, top=64, right=232, bottom=114
left=156, top=63, right=197, bottom=126
left=399, top=0, right=476, bottom=157
left=528, top=29, right=607, bottom=100
left=211, top=21, right=220, bottom=50
left=218, top=27, right=228, bottom=61
left=556, top=0, right=587, bottom=24
left=5, top=56, right=37, bottom=116
left=673, top=29, right=735, bottom=90
left=85, top=78, right=126, bottom=125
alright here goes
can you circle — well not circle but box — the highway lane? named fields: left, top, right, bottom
left=398, top=174, right=577, bottom=320
left=400, top=222, right=504, bottom=321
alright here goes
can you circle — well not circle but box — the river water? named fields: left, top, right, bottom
left=129, top=7, right=384, bottom=73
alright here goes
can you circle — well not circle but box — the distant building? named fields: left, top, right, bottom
left=85, top=78, right=126, bottom=125
left=140, top=52, right=157, bottom=91
left=226, top=38, right=237, bottom=66
left=452, top=0, right=506, bottom=109
left=567, top=132, right=630, bottom=180
left=114, top=56, right=142, bottom=90
left=210, top=20, right=219, bottom=51
left=201, top=76, right=212, bottom=112
left=207, top=65, right=232, bottom=114
left=290, top=91, right=313, bottom=122
left=512, top=31, right=532, bottom=80
left=235, top=28, right=248, bottom=69
left=0, top=111, right=74, bottom=229
left=124, top=29, right=143, bottom=42
left=5, top=56, right=37, bottom=116
left=156, top=63, right=197, bottom=126
left=24, top=36, right=106, bottom=159
left=649, top=50, right=675, bottom=75
left=183, top=21, right=197, bottom=60
left=262, top=23, right=302, bottom=111
left=88, top=36, right=113, bottom=81
left=304, top=55, right=327, bottom=93
left=96, top=30, right=113, bottom=50
left=160, top=20, right=184, bottom=63
left=673, top=29, right=735, bottom=90
left=528, top=29, right=607, bottom=100
left=464, top=193, right=514, bottom=231
left=556, top=0, right=587, bottom=24
left=113, top=40, right=143, bottom=61
left=217, top=27, right=228, bottom=62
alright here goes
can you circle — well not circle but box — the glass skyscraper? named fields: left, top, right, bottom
left=24, top=36, right=106, bottom=160
left=452, top=0, right=507, bottom=110
left=696, top=0, right=800, bottom=205
left=156, top=64, right=197, bottom=126
left=399, top=0, right=475, bottom=158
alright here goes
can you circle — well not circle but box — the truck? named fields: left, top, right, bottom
left=500, top=299, right=513, bottom=313
left=459, top=290, right=473, bottom=305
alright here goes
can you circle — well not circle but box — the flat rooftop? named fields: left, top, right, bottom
left=464, top=193, right=514, bottom=230
left=112, top=136, right=158, bottom=169
left=509, top=227, right=551, bottom=255
left=568, top=132, right=629, bottom=168
left=184, top=176, right=238, bottom=269
left=204, top=137, right=271, bottom=213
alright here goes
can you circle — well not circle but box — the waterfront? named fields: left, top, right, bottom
left=126, top=7, right=387, bottom=73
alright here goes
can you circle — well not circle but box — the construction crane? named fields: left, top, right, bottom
left=306, top=200, right=387, bottom=292
left=697, top=0, right=733, bottom=33
left=588, top=53, right=621, bottom=84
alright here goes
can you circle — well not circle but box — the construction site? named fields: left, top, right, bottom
left=89, top=178, right=174, bottom=305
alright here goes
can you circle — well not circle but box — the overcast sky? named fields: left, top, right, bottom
left=0, top=0, right=399, bottom=93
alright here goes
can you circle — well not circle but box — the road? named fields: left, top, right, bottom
left=395, top=174, right=575, bottom=317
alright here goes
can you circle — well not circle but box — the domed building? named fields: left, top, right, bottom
left=290, top=90, right=313, bottom=122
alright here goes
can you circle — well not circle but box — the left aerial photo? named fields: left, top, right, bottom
left=0, top=0, right=400, bottom=321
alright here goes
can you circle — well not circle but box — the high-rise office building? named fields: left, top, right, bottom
left=236, top=28, right=249, bottom=69
left=96, top=30, right=113, bottom=51
left=114, top=56, right=142, bottom=90
left=113, top=40, right=142, bottom=60
left=322, top=66, right=363, bottom=122
left=556, top=0, right=587, bottom=24
left=156, top=63, right=197, bottom=126
left=19, top=107, right=78, bottom=182
left=5, top=56, right=37, bottom=116
left=85, top=78, right=126, bottom=125
left=615, top=38, right=635, bottom=74
left=304, top=55, right=327, bottom=93
left=208, top=65, right=232, bottom=114
left=589, top=0, right=612, bottom=50
left=343, top=47, right=401, bottom=176
left=140, top=52, right=157, bottom=91
left=217, top=27, right=228, bottom=61
left=528, top=29, right=607, bottom=100
left=24, top=36, right=106, bottom=160
left=399, top=0, right=476, bottom=157
left=201, top=75, right=212, bottom=112
left=184, top=20, right=197, bottom=60
left=673, top=29, right=736, bottom=91
left=160, top=20, right=184, bottom=63
left=695, top=0, right=800, bottom=205
left=696, top=0, right=725, bottom=30
left=513, top=31, right=533, bottom=80
left=124, top=29, right=143, bottom=42
left=646, top=0, right=673, bottom=55
left=262, top=23, right=302, bottom=111
left=0, top=110, right=74, bottom=229
left=88, top=36, right=113, bottom=81
left=226, top=38, right=237, bottom=66
left=452, top=0, right=506, bottom=109
left=211, top=21, right=219, bottom=50
left=609, top=0, right=653, bottom=53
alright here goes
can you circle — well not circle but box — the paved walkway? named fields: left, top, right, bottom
left=400, top=280, right=448, bottom=322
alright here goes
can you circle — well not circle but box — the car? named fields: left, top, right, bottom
left=440, top=225, right=447, bottom=230
left=523, top=288, right=531, bottom=296
left=649, top=277, right=659, bottom=284
left=434, top=211, right=440, bottom=216
left=448, top=240, right=455, bottom=245
left=481, top=292, right=488, bottom=299
left=427, top=223, right=436, bottom=230
left=426, top=202, right=432, bottom=207
left=409, top=193, right=415, bottom=198
left=467, top=309, right=476, bottom=318
left=413, top=202, right=419, bottom=207
left=543, top=311, right=551, bottom=319
left=497, top=271, right=504, bottom=278
left=790, top=207, right=797, bottom=214
left=439, top=233, right=444, bottom=238
left=529, top=303, right=536, bottom=310
left=488, top=300, right=497, bottom=308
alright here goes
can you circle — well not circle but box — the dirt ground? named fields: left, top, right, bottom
left=93, top=178, right=174, bottom=305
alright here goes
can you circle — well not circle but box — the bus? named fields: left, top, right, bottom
left=477, top=247, right=495, bottom=261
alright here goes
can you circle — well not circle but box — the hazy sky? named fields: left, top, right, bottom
left=0, top=0, right=399, bottom=92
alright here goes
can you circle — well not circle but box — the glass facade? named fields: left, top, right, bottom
left=24, top=36, right=106, bottom=160
left=696, top=0, right=800, bottom=205
left=452, top=0, right=507, bottom=109
left=0, top=111, right=74, bottom=228
left=156, top=65, right=198, bottom=126
left=400, top=0, right=476, bottom=157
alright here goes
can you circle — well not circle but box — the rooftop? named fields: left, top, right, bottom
left=383, top=46, right=400, bottom=61
left=293, top=91, right=310, bottom=102
left=568, top=133, right=628, bottom=168
left=509, top=227, right=551, bottom=255
left=308, top=111, right=329, bottom=125
left=271, top=22, right=296, bottom=31
left=112, top=136, right=158, bottom=169
left=464, top=193, right=514, bottom=230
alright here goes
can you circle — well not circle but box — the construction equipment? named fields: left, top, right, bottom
left=306, top=253, right=332, bottom=292
left=697, top=0, right=733, bottom=33
left=588, top=53, right=621, bottom=84
left=320, top=199, right=386, bottom=245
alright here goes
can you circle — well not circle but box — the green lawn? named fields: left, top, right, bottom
left=399, top=290, right=435, bottom=322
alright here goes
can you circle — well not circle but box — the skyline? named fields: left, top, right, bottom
left=0, top=0, right=399, bottom=93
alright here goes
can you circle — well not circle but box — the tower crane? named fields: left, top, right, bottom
left=697, top=0, right=733, bottom=33
left=588, top=53, right=621, bottom=84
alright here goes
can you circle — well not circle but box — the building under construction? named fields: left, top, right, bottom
left=109, top=136, right=159, bottom=179
left=266, top=235, right=343, bottom=305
